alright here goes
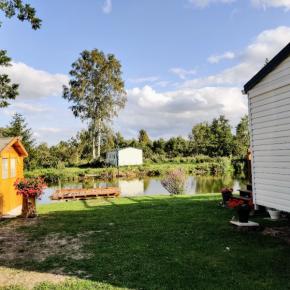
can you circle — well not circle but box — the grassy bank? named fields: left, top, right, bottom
left=0, top=195, right=289, bottom=290
left=25, top=157, right=240, bottom=183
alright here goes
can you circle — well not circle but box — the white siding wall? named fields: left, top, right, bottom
left=248, top=56, right=290, bottom=212
left=106, top=148, right=143, bottom=166
left=118, top=148, right=143, bottom=166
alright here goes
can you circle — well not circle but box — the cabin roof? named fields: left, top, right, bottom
left=244, top=42, right=290, bottom=94
left=107, top=147, right=142, bottom=154
left=0, top=137, right=28, bottom=157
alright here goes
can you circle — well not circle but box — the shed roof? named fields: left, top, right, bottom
left=0, top=137, right=28, bottom=157
left=244, top=42, right=290, bottom=94
left=107, top=147, right=142, bottom=154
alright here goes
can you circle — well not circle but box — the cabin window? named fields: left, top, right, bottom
left=10, top=158, right=16, bottom=178
left=2, top=158, right=9, bottom=179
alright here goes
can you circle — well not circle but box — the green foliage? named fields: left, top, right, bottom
left=210, top=115, right=234, bottom=156
left=190, top=122, right=212, bottom=155
left=190, top=115, right=237, bottom=157
left=1, top=113, right=35, bottom=169
left=138, top=129, right=150, bottom=145
left=0, top=0, right=41, bottom=29
left=234, top=115, right=250, bottom=157
left=0, top=50, right=18, bottom=107
left=0, top=1, right=41, bottom=108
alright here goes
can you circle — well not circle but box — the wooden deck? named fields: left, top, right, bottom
left=51, top=187, right=120, bottom=200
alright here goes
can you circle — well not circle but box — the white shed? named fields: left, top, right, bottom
left=106, top=147, right=143, bottom=166
left=244, top=42, right=290, bottom=212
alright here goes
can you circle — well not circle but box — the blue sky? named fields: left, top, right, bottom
left=1, top=0, right=290, bottom=144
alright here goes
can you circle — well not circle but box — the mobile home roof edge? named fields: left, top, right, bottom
left=244, top=42, right=290, bottom=94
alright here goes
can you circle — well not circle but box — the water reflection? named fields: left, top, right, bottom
left=40, top=175, right=246, bottom=205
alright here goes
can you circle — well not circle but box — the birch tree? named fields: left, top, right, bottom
left=63, top=49, right=127, bottom=160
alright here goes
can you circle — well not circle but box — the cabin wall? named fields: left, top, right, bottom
left=0, top=146, right=23, bottom=215
left=106, top=151, right=118, bottom=166
left=248, top=56, right=290, bottom=212
left=118, top=149, right=143, bottom=166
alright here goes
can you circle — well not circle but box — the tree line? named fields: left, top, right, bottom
left=0, top=113, right=250, bottom=170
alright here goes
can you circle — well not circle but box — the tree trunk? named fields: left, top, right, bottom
left=22, top=196, right=37, bottom=218
left=91, top=118, right=101, bottom=160
left=96, top=119, right=102, bottom=159
left=92, top=133, right=96, bottom=160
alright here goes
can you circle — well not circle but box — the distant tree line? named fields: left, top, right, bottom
left=0, top=113, right=250, bottom=170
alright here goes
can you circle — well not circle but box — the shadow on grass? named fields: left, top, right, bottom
left=0, top=195, right=290, bottom=290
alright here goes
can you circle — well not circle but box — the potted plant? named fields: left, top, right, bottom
left=267, top=208, right=281, bottom=220
left=14, top=177, right=46, bottom=218
left=228, top=198, right=253, bottom=223
left=220, top=187, right=233, bottom=204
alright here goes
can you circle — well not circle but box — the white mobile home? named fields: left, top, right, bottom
left=244, top=42, right=290, bottom=213
left=106, top=147, right=143, bottom=166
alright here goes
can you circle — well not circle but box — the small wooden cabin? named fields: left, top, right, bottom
left=106, top=147, right=143, bottom=166
left=244, top=42, right=290, bottom=212
left=0, top=137, right=28, bottom=216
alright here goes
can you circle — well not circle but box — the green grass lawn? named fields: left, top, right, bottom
left=0, top=195, right=290, bottom=290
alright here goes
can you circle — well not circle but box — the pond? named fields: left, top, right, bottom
left=39, top=175, right=247, bottom=205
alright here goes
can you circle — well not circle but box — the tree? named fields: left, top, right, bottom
left=138, top=129, right=150, bottom=145
left=63, top=49, right=127, bottom=160
left=165, top=136, right=188, bottom=158
left=114, top=131, right=126, bottom=148
left=0, top=1, right=41, bottom=107
left=0, top=0, right=41, bottom=29
left=234, top=115, right=250, bottom=157
left=152, top=138, right=166, bottom=155
left=0, top=50, right=18, bottom=107
left=210, top=115, right=234, bottom=157
left=190, top=122, right=212, bottom=155
left=3, top=113, right=35, bottom=168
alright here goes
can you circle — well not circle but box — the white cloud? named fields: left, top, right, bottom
left=37, top=127, right=62, bottom=133
left=183, top=26, right=290, bottom=88
left=128, top=76, right=159, bottom=84
left=170, top=67, right=196, bottom=79
left=208, top=51, right=235, bottom=64
left=251, top=0, right=290, bottom=10
left=11, top=102, right=49, bottom=113
left=0, top=62, right=68, bottom=99
left=116, top=85, right=247, bottom=138
left=189, top=0, right=290, bottom=10
left=102, top=0, right=112, bottom=14
left=188, top=0, right=235, bottom=8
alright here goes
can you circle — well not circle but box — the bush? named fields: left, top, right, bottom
left=161, top=168, right=186, bottom=195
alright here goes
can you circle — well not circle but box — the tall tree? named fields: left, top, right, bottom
left=138, top=129, right=150, bottom=145
left=0, top=0, right=41, bottom=107
left=63, top=49, right=127, bottom=160
left=234, top=115, right=250, bottom=157
left=190, top=122, right=212, bottom=155
left=3, top=113, right=35, bottom=168
left=210, top=115, right=234, bottom=157
left=114, top=131, right=126, bottom=148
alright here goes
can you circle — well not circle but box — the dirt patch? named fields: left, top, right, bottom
left=262, top=226, right=290, bottom=244
left=0, top=218, right=93, bottom=264
left=0, top=266, right=68, bottom=289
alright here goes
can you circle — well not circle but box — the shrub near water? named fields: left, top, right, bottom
left=161, top=168, right=186, bottom=195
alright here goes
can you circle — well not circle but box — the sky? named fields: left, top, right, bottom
left=1, top=0, right=290, bottom=145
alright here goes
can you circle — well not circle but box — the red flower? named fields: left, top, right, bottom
left=14, top=177, right=47, bottom=198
